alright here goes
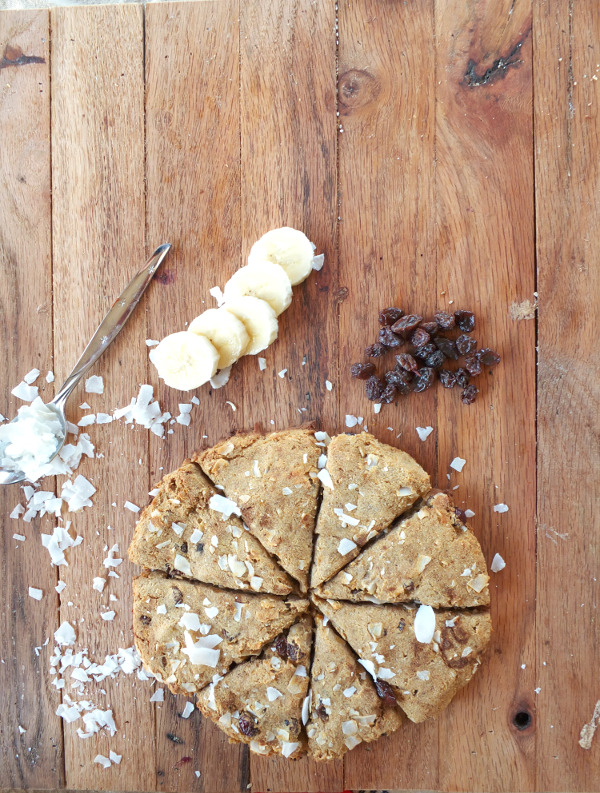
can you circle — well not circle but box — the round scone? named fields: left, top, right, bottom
left=129, top=430, right=492, bottom=759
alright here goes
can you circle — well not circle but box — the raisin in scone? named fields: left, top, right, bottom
left=307, top=614, right=402, bottom=760
left=197, top=617, right=313, bottom=759
left=317, top=491, right=490, bottom=607
left=311, top=433, right=430, bottom=587
left=197, top=429, right=320, bottom=591
left=129, top=461, right=294, bottom=595
left=133, top=571, right=309, bottom=695
left=314, top=596, right=491, bottom=723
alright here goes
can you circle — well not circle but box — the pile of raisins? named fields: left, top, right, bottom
left=350, top=308, right=500, bottom=406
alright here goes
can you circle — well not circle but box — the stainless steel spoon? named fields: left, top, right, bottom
left=0, top=243, right=171, bottom=485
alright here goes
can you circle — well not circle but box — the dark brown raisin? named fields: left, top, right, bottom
left=167, top=733, right=184, bottom=744
left=378, top=383, right=398, bottom=404
left=284, top=716, right=301, bottom=737
left=391, top=314, right=423, bottom=338
left=454, top=309, right=475, bottom=332
left=410, top=327, right=430, bottom=347
left=434, top=336, right=459, bottom=360
left=379, top=326, right=402, bottom=348
left=461, top=384, right=479, bottom=404
left=180, top=542, right=188, bottom=554
left=434, top=310, right=456, bottom=330
left=140, top=614, right=152, bottom=625
left=238, top=712, right=259, bottom=737
left=455, top=334, right=477, bottom=356
left=274, top=635, right=288, bottom=659
left=413, top=367, right=435, bottom=392
left=365, top=342, right=386, bottom=358
left=385, top=369, right=412, bottom=394
left=398, top=619, right=406, bottom=632
left=438, top=369, right=457, bottom=388
left=455, top=507, right=467, bottom=522
left=455, top=368, right=470, bottom=388
left=196, top=542, right=204, bottom=553
left=464, top=354, right=482, bottom=376
left=378, top=307, right=404, bottom=325
left=477, top=348, right=501, bottom=366
left=365, top=375, right=384, bottom=401
left=414, top=343, right=437, bottom=360
left=315, top=703, right=329, bottom=722
left=286, top=641, right=300, bottom=663
left=425, top=349, right=446, bottom=369
left=350, top=362, right=376, bottom=379
left=395, top=353, right=419, bottom=373
left=172, top=586, right=183, bottom=605
left=420, top=321, right=439, bottom=336
left=374, top=679, right=397, bottom=706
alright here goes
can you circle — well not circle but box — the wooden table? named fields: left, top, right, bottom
left=0, top=1, right=598, bottom=791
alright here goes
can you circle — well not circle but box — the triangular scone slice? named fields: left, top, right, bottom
left=128, top=461, right=293, bottom=595
left=133, top=571, right=309, bottom=695
left=317, top=491, right=489, bottom=607
left=314, top=597, right=491, bottom=723
left=197, top=430, right=320, bottom=591
left=197, top=616, right=313, bottom=759
left=311, top=433, right=431, bottom=587
left=307, top=614, right=402, bottom=760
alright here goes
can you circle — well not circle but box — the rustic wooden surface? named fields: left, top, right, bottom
left=0, top=0, right=598, bottom=791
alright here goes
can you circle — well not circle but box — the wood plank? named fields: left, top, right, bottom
left=434, top=1, right=536, bottom=791
left=534, top=1, right=600, bottom=789
left=50, top=6, right=153, bottom=791
left=144, top=3, right=247, bottom=791
left=0, top=10, right=62, bottom=789
left=238, top=1, right=339, bottom=790
left=336, top=0, right=438, bottom=789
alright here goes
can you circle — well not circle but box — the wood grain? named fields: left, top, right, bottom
left=534, top=0, right=600, bottom=789
left=144, top=3, right=247, bottom=791
left=0, top=11, right=62, bottom=789
left=50, top=6, right=153, bottom=791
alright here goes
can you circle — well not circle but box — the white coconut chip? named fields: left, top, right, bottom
left=209, top=286, right=225, bottom=306
left=13, top=533, right=26, bottom=542
left=450, top=457, right=466, bottom=472
left=146, top=339, right=160, bottom=347
left=325, top=379, right=332, bottom=391
left=317, top=468, right=334, bottom=490
left=414, top=605, right=436, bottom=644
left=29, top=587, right=43, bottom=600
left=54, top=621, right=76, bottom=646
left=258, top=357, right=267, bottom=371
left=101, top=611, right=115, bottom=621
left=416, top=426, right=433, bottom=442
left=267, top=687, right=282, bottom=701
left=150, top=688, right=165, bottom=702
left=23, top=368, right=41, bottom=384
left=93, top=578, right=106, bottom=593
left=494, top=503, right=509, bottom=513
left=337, top=538, right=357, bottom=556
left=312, top=253, right=325, bottom=271
left=11, top=381, right=39, bottom=401
left=109, top=751, right=122, bottom=765
left=345, top=414, right=358, bottom=428
left=94, top=754, right=111, bottom=769
left=210, top=366, right=232, bottom=390
left=84, top=375, right=104, bottom=394
left=491, top=553, right=506, bottom=573
left=181, top=701, right=195, bottom=719
left=46, top=371, right=55, bottom=383
left=209, top=494, right=241, bottom=518
left=465, top=509, right=475, bottom=518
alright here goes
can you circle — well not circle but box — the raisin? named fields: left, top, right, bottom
left=180, top=542, right=188, bottom=554
left=434, top=336, right=459, bottom=360
left=413, top=367, right=435, bottom=392
left=438, top=369, right=457, bottom=389
left=461, top=384, right=479, bottom=404
left=365, top=342, right=386, bottom=358
left=196, top=542, right=204, bottom=554
left=434, top=311, right=456, bottom=330
left=238, top=712, right=258, bottom=737
left=172, top=586, right=183, bottom=605
left=385, top=369, right=412, bottom=394
left=410, top=327, right=431, bottom=347
left=464, top=354, right=482, bottom=376
left=374, top=679, right=397, bottom=706
left=455, top=368, right=470, bottom=388
left=414, top=343, right=437, bottom=360
left=425, top=349, right=446, bottom=369
left=167, top=733, right=184, bottom=744
left=365, top=375, right=384, bottom=401
left=454, top=309, right=475, bottom=332
left=350, top=362, right=375, bottom=379
left=315, top=703, right=329, bottom=722
left=398, top=619, right=406, bottom=632
left=395, top=353, right=419, bottom=374
left=378, top=383, right=398, bottom=404
left=420, top=321, right=439, bottom=336
left=274, top=636, right=288, bottom=659
left=286, top=641, right=300, bottom=663
left=477, top=348, right=501, bottom=366
left=379, top=307, right=403, bottom=325
left=455, top=507, right=467, bottom=522
left=391, top=314, right=423, bottom=338
left=140, top=614, right=152, bottom=625
left=379, top=326, right=402, bottom=348
left=455, top=334, right=477, bottom=356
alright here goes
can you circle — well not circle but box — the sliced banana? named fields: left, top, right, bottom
left=189, top=307, right=250, bottom=369
left=149, top=331, right=218, bottom=391
left=223, top=261, right=292, bottom=317
left=248, top=226, right=316, bottom=286
left=224, top=296, right=278, bottom=355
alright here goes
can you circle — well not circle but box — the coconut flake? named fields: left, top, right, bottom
left=494, top=503, right=509, bottom=513
left=414, top=605, right=436, bottom=643
left=209, top=493, right=241, bottom=518
left=338, top=538, right=357, bottom=556
left=11, top=381, right=39, bottom=401
left=93, top=577, right=106, bottom=593
left=109, top=750, right=122, bottom=764
left=94, top=754, right=111, bottom=769
left=54, top=621, right=76, bottom=646
left=491, top=553, right=506, bottom=573
left=174, top=554, right=192, bottom=576
left=29, top=587, right=43, bottom=600
left=416, top=670, right=430, bottom=681
left=210, top=366, right=232, bottom=389
left=312, top=253, right=325, bottom=271
left=267, top=687, right=282, bottom=701
left=465, top=509, right=475, bottom=518
left=150, top=688, right=164, bottom=702
left=124, top=501, right=140, bottom=513
left=104, top=544, right=122, bottom=568
left=61, top=475, right=96, bottom=511
left=345, top=414, right=358, bottom=428
left=450, top=457, right=466, bottom=472
left=46, top=370, right=55, bottom=383
left=416, top=426, right=433, bottom=442
left=23, top=368, right=41, bottom=384
left=181, top=701, right=195, bottom=719
left=179, top=613, right=202, bottom=631
left=209, top=286, right=225, bottom=306
left=258, top=357, right=267, bottom=371
left=317, top=468, right=334, bottom=490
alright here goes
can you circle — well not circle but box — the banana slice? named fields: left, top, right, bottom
left=223, top=296, right=278, bottom=355
left=189, top=308, right=250, bottom=369
left=149, top=331, right=218, bottom=391
left=223, top=261, right=292, bottom=316
left=248, top=227, right=316, bottom=286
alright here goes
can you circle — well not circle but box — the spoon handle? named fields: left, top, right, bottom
left=53, top=243, right=171, bottom=409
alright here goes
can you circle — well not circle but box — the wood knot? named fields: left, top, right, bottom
left=338, top=69, right=380, bottom=116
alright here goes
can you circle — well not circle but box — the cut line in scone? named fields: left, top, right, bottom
left=197, top=616, right=313, bottom=759
left=316, top=491, right=490, bottom=608
left=310, top=432, right=431, bottom=588
left=133, top=571, right=309, bottom=695
left=196, top=429, right=320, bottom=592
left=313, top=595, right=492, bottom=724
left=128, top=461, right=294, bottom=595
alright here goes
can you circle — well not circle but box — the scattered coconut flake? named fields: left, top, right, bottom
left=267, top=687, right=282, bottom=701
left=491, top=553, right=506, bottom=573
left=179, top=613, right=202, bottom=631
left=225, top=400, right=237, bottom=412
left=282, top=487, right=293, bottom=495
left=312, top=253, right=325, bottom=271
left=11, top=381, right=39, bottom=401
left=317, top=468, right=334, bottom=490
left=579, top=700, right=600, bottom=750
left=281, top=741, right=300, bottom=758
left=210, top=366, right=232, bottom=389
left=343, top=686, right=356, bottom=698
left=181, top=701, right=195, bottom=719
left=156, top=604, right=167, bottom=615
left=101, top=611, right=115, bottom=621
left=465, top=509, right=475, bottom=518
left=10, top=505, right=25, bottom=519
left=209, top=493, right=241, bottom=518
left=258, top=357, right=267, bottom=371
left=61, top=475, right=96, bottom=511
left=41, top=523, right=83, bottom=567
left=181, top=631, right=221, bottom=667
left=109, top=751, right=122, bottom=765
left=278, top=369, right=288, bottom=378
left=250, top=576, right=263, bottom=591
left=124, top=501, right=140, bottom=513
left=209, top=286, right=225, bottom=306
left=103, top=544, right=123, bottom=569
left=414, top=605, right=435, bottom=644
left=46, top=370, right=55, bottom=383
left=55, top=581, right=66, bottom=594
left=416, top=426, right=433, bottom=442
left=450, top=457, right=466, bottom=472
left=146, top=339, right=160, bottom=347
left=494, top=503, right=509, bottom=513
left=93, top=577, right=106, bottom=592
left=317, top=454, right=327, bottom=469
left=23, top=368, right=41, bottom=384
left=150, top=688, right=165, bottom=703
left=325, top=379, right=332, bottom=391
left=174, top=554, right=192, bottom=576
left=345, top=414, right=359, bottom=428
left=54, top=621, right=76, bottom=646
left=0, top=397, right=64, bottom=481
left=29, top=587, right=43, bottom=600
left=338, top=538, right=357, bottom=556
left=84, top=375, right=104, bottom=395
left=373, top=403, right=381, bottom=414
left=94, top=754, right=111, bottom=769
left=79, top=402, right=91, bottom=410
left=13, top=533, right=26, bottom=542
left=416, top=670, right=430, bottom=681
left=378, top=668, right=395, bottom=680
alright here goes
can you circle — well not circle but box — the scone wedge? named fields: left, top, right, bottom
left=317, top=491, right=490, bottom=607
left=133, top=571, right=309, bottom=695
left=311, top=433, right=430, bottom=587
left=314, top=596, right=491, bottom=723
left=197, top=616, right=313, bottom=759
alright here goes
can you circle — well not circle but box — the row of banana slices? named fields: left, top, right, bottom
left=149, top=227, right=323, bottom=391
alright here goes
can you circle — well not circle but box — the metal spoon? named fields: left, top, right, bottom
left=0, top=243, right=171, bottom=485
